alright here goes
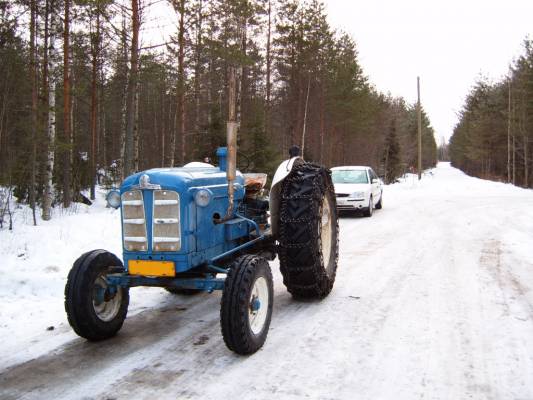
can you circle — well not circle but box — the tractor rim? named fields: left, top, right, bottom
left=93, top=274, right=122, bottom=322
left=248, top=276, right=269, bottom=335
left=320, top=194, right=333, bottom=274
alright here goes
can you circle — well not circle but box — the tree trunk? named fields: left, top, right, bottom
left=512, top=133, right=516, bottom=185
left=507, top=77, right=511, bottom=183
left=319, top=82, right=325, bottom=164
left=177, top=0, right=186, bottom=165
left=152, top=91, right=158, bottom=165
left=524, top=135, right=529, bottom=187
left=0, top=74, right=9, bottom=165
left=29, top=0, right=38, bottom=225
left=170, top=104, right=176, bottom=166
left=160, top=90, right=166, bottom=167
left=133, top=77, right=140, bottom=171
left=512, top=99, right=516, bottom=185
left=63, top=0, right=72, bottom=208
left=89, top=10, right=101, bottom=200
left=265, top=0, right=271, bottom=137
left=69, top=46, right=75, bottom=192
left=124, top=0, right=140, bottom=178
left=120, top=8, right=129, bottom=179
left=207, top=47, right=213, bottom=150
left=43, top=0, right=56, bottom=221
left=207, top=18, right=214, bottom=150
left=99, top=60, right=106, bottom=168
left=239, top=10, right=247, bottom=146
left=194, top=0, right=203, bottom=159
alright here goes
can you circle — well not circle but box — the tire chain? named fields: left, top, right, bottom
left=278, top=162, right=338, bottom=297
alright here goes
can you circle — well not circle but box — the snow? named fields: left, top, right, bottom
left=0, top=192, right=173, bottom=367
left=1, top=162, right=533, bottom=400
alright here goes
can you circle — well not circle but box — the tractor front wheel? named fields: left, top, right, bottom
left=65, top=249, right=129, bottom=341
left=220, top=255, right=273, bottom=355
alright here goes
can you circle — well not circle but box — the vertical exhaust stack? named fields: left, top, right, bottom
left=227, top=66, right=238, bottom=213
left=217, top=67, right=238, bottom=224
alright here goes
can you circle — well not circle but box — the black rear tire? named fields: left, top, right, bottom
left=65, top=249, right=129, bottom=341
left=220, top=255, right=273, bottom=355
left=278, top=162, right=339, bottom=299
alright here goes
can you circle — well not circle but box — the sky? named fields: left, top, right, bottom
left=147, top=0, right=533, bottom=143
left=322, top=0, right=533, bottom=143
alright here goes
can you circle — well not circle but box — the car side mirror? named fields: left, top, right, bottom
left=372, top=178, right=379, bottom=184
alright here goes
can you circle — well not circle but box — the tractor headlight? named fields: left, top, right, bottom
left=106, top=190, right=121, bottom=209
left=195, top=189, right=212, bottom=207
left=350, top=191, right=365, bottom=199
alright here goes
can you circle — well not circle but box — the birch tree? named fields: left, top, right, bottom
left=63, top=0, right=72, bottom=207
left=123, top=0, right=140, bottom=177
left=42, top=0, right=58, bottom=220
left=29, top=0, right=38, bottom=224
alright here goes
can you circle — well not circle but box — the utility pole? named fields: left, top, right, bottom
left=417, top=76, right=422, bottom=180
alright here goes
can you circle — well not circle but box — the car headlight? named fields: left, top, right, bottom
left=106, top=190, right=121, bottom=209
left=350, top=191, right=365, bottom=199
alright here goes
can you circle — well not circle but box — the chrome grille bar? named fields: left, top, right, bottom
left=154, top=218, right=179, bottom=224
left=124, top=218, right=145, bottom=224
left=121, top=190, right=148, bottom=251
left=152, top=190, right=181, bottom=252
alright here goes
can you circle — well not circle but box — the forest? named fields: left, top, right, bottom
left=0, top=0, right=437, bottom=222
left=449, top=39, right=533, bottom=188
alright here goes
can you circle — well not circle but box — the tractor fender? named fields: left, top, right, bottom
left=269, top=156, right=304, bottom=238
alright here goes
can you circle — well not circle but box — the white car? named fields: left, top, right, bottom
left=331, top=166, right=383, bottom=217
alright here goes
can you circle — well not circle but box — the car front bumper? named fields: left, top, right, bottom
left=335, top=197, right=368, bottom=211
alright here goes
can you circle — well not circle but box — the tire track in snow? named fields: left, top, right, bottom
left=194, top=209, right=432, bottom=400
left=0, top=293, right=224, bottom=400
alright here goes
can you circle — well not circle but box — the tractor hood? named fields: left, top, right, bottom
left=118, top=165, right=247, bottom=270
left=121, top=166, right=245, bottom=195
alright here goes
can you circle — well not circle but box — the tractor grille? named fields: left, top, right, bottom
left=152, top=190, right=181, bottom=252
left=122, top=190, right=148, bottom=251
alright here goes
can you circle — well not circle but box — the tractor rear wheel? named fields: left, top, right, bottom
left=278, top=162, right=339, bottom=299
left=65, top=249, right=129, bottom=341
left=220, top=255, right=273, bottom=355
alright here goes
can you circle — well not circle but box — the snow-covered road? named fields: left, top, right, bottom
left=2, top=162, right=533, bottom=400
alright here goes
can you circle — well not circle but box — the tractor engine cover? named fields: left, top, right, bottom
left=119, top=163, right=246, bottom=274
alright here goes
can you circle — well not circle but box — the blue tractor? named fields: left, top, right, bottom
left=65, top=140, right=339, bottom=354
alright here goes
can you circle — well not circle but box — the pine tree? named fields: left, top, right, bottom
left=382, top=120, right=401, bottom=183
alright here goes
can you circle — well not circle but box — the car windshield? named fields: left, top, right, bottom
left=332, top=170, right=368, bottom=184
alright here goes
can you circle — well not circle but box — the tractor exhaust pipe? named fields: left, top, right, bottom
left=216, top=67, right=238, bottom=224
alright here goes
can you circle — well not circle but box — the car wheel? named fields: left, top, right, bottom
left=364, top=196, right=373, bottom=217
left=375, top=193, right=383, bottom=209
